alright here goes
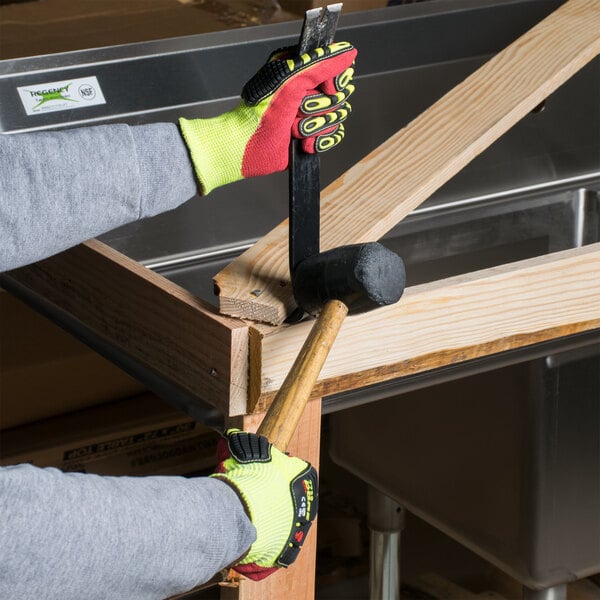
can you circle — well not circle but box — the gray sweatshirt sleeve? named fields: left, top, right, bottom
left=0, top=464, right=256, bottom=600
left=0, top=123, right=198, bottom=272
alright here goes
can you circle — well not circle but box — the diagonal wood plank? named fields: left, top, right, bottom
left=248, top=243, right=600, bottom=412
left=214, top=0, right=600, bottom=325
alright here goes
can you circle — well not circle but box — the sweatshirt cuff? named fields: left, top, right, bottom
left=130, top=123, right=198, bottom=218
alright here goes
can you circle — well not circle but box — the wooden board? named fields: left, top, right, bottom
left=249, top=243, right=600, bottom=411
left=214, top=0, right=600, bottom=325
left=1, top=239, right=250, bottom=416
left=221, top=398, right=322, bottom=600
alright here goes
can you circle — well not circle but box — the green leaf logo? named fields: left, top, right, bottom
left=25, top=83, right=77, bottom=108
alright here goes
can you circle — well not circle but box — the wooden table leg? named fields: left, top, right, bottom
left=221, top=398, right=322, bottom=600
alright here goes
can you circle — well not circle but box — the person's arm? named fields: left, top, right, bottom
left=0, top=430, right=317, bottom=599
left=0, top=123, right=197, bottom=272
left=0, top=41, right=356, bottom=273
left=0, top=463, right=255, bottom=600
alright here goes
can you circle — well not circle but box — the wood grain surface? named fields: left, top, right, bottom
left=222, top=398, right=322, bottom=600
left=249, top=243, right=600, bottom=411
left=2, top=240, right=250, bottom=416
left=214, top=0, right=600, bottom=325
left=256, top=299, right=347, bottom=449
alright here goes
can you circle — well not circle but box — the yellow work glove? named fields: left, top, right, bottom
left=179, top=41, right=356, bottom=194
left=211, top=429, right=318, bottom=581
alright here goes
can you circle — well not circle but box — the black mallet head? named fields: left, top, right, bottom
left=292, top=242, right=406, bottom=316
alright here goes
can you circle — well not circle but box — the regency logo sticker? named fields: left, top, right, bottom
left=17, top=76, right=106, bottom=116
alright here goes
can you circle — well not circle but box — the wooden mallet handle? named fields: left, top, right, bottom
left=257, top=299, right=348, bottom=450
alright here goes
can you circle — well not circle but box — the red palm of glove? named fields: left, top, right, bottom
left=241, top=41, right=357, bottom=178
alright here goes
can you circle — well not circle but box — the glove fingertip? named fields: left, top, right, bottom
left=216, top=437, right=231, bottom=463
left=234, top=563, right=279, bottom=581
left=301, top=136, right=317, bottom=154
left=213, top=461, right=227, bottom=474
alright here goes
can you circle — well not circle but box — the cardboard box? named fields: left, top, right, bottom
left=0, top=392, right=219, bottom=476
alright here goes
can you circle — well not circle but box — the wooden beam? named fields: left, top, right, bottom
left=249, top=244, right=600, bottom=412
left=1, top=240, right=250, bottom=416
left=214, top=0, right=600, bottom=325
left=221, top=398, right=322, bottom=600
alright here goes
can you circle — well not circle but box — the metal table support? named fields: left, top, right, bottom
left=368, top=487, right=405, bottom=600
left=523, top=585, right=568, bottom=600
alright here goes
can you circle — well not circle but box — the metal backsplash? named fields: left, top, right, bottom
left=3, top=0, right=597, bottom=271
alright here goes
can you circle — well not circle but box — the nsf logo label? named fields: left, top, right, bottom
left=18, top=76, right=106, bottom=116
left=78, top=83, right=97, bottom=101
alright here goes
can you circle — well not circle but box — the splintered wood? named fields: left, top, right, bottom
left=214, top=0, right=600, bottom=325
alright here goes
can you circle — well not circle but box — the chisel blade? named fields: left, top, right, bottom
left=298, top=4, right=342, bottom=54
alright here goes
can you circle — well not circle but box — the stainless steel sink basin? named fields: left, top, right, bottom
left=328, top=184, right=600, bottom=592
left=330, top=342, right=600, bottom=590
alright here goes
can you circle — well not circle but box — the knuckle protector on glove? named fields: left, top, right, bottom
left=226, top=430, right=271, bottom=463
left=276, top=464, right=319, bottom=567
left=319, top=65, right=355, bottom=97
left=297, top=104, right=351, bottom=137
left=301, top=86, right=354, bottom=115
left=315, top=123, right=345, bottom=153
left=335, top=65, right=355, bottom=91
left=300, top=123, right=343, bottom=153
left=316, top=135, right=341, bottom=152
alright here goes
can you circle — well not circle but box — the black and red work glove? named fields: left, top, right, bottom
left=210, top=429, right=318, bottom=581
left=179, top=41, right=356, bottom=194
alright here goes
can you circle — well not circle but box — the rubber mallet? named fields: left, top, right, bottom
left=257, top=242, right=405, bottom=449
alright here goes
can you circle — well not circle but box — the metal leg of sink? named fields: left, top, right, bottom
left=522, top=584, right=568, bottom=600
left=368, top=486, right=405, bottom=600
